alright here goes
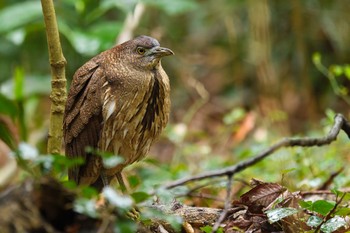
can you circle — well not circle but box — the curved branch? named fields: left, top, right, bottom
left=164, top=114, right=350, bottom=189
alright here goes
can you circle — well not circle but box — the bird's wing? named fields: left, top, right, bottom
left=63, top=57, right=105, bottom=184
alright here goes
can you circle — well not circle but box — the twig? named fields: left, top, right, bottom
left=40, top=0, right=67, bottom=154
left=314, top=192, right=346, bottom=233
left=318, top=167, right=344, bottom=190
left=117, top=3, right=145, bottom=44
left=164, top=114, right=350, bottom=189
left=211, top=174, right=233, bottom=233
left=184, top=193, right=225, bottom=203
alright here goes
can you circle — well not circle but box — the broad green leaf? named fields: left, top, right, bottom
left=131, top=191, right=150, bottom=203
left=34, top=154, right=84, bottom=173
left=0, top=93, right=18, bottom=118
left=300, top=199, right=336, bottom=216
left=200, top=226, right=224, bottom=233
left=102, top=187, right=133, bottom=210
left=306, top=215, right=322, bottom=228
left=265, top=207, right=298, bottom=223
left=127, top=175, right=140, bottom=188
left=80, top=186, right=99, bottom=199
left=334, top=207, right=350, bottom=216
left=299, top=200, right=313, bottom=209
left=0, top=1, right=42, bottom=34
left=102, top=155, right=124, bottom=169
left=113, top=220, right=137, bottom=233
left=311, top=200, right=336, bottom=216
left=89, top=22, right=122, bottom=50
left=62, top=180, right=77, bottom=189
left=1, top=75, right=51, bottom=99
left=200, top=226, right=212, bottom=233
left=144, top=0, right=198, bottom=15
left=321, top=216, right=346, bottom=233
left=59, top=22, right=100, bottom=56
left=331, top=189, right=350, bottom=202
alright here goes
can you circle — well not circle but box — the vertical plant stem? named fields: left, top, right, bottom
left=41, top=0, right=67, bottom=154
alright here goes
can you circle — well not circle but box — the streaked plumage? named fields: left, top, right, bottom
left=63, top=36, right=173, bottom=190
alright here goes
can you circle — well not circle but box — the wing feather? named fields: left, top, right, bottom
left=63, top=57, right=105, bottom=184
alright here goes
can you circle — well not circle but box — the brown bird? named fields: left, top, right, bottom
left=63, top=35, right=173, bottom=190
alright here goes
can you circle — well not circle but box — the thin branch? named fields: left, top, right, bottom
left=40, top=0, right=67, bottom=155
left=164, top=114, right=350, bottom=189
left=117, top=2, right=145, bottom=44
left=211, top=174, right=233, bottom=233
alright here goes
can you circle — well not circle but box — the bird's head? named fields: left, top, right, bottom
left=120, top=35, right=174, bottom=70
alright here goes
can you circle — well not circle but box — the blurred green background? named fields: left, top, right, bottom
left=1, top=0, right=350, bottom=197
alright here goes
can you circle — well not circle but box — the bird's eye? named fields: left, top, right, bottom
left=136, top=47, right=146, bottom=55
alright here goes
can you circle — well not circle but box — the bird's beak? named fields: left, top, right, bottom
left=147, top=46, right=174, bottom=58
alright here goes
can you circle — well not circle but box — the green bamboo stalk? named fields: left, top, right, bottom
left=41, top=0, right=67, bottom=154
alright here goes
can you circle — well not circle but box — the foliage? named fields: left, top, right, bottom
left=1, top=0, right=350, bottom=232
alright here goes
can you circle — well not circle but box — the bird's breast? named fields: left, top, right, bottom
left=99, top=70, right=170, bottom=173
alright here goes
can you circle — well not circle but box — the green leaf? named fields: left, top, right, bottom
left=79, top=186, right=99, bottom=199
left=0, top=93, right=18, bottom=118
left=300, top=199, right=336, bottom=216
left=0, top=1, right=42, bottom=34
left=113, top=220, right=137, bottom=233
left=223, top=107, right=246, bottom=125
left=89, top=22, right=122, bottom=50
left=103, top=187, right=133, bottom=210
left=74, top=198, right=98, bottom=218
left=311, top=200, right=336, bottom=216
left=34, top=154, right=84, bottom=173
left=144, top=0, right=198, bottom=15
left=324, top=108, right=336, bottom=122
left=141, top=207, right=183, bottom=231
left=265, top=207, right=299, bottom=223
left=321, top=216, right=346, bottom=233
left=127, top=175, right=141, bottom=188
left=14, top=67, right=24, bottom=101
left=155, top=187, right=177, bottom=203
left=1, top=74, right=51, bottom=99
left=131, top=191, right=150, bottom=203
left=62, top=180, right=77, bottom=190
left=200, top=226, right=224, bottom=233
left=334, top=207, right=350, bottom=216
left=306, top=215, right=322, bottom=228
left=200, top=226, right=212, bottom=233
left=102, top=154, right=124, bottom=169
left=299, top=200, right=313, bottom=209
left=0, top=123, right=16, bottom=149
left=331, top=189, right=350, bottom=202
left=59, top=22, right=101, bottom=56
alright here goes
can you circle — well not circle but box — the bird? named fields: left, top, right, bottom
left=63, top=35, right=174, bottom=191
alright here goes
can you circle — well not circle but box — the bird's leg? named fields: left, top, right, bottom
left=116, top=172, right=127, bottom=193
left=101, top=170, right=110, bottom=187
left=116, top=172, right=140, bottom=220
